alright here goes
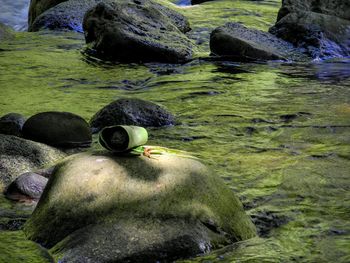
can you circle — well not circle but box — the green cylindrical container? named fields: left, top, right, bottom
left=99, top=125, right=148, bottom=152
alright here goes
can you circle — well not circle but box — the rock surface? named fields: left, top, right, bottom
left=0, top=134, right=65, bottom=190
left=90, top=98, right=175, bottom=133
left=210, top=22, right=304, bottom=61
left=29, top=0, right=102, bottom=32
left=270, top=0, right=350, bottom=58
left=5, top=172, right=48, bottom=201
left=83, top=0, right=194, bottom=63
left=28, top=0, right=68, bottom=27
left=0, top=23, right=14, bottom=41
left=22, top=111, right=92, bottom=148
left=0, top=113, right=26, bottom=137
left=24, top=152, right=256, bottom=262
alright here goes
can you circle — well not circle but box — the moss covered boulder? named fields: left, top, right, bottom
left=90, top=98, right=175, bottom=133
left=0, top=134, right=66, bottom=191
left=83, top=0, right=194, bottom=63
left=24, top=151, right=256, bottom=262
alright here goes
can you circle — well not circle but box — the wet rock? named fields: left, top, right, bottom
left=5, top=172, right=48, bottom=201
left=270, top=0, right=350, bottom=58
left=0, top=113, right=26, bottom=137
left=24, top=151, right=256, bottom=262
left=28, top=0, right=68, bottom=26
left=90, top=98, right=175, bottom=133
left=0, top=23, right=14, bottom=41
left=29, top=0, right=102, bottom=32
left=22, top=111, right=92, bottom=148
left=210, top=22, right=304, bottom=61
left=83, top=0, right=194, bottom=63
left=0, top=134, right=65, bottom=190
left=191, top=0, right=214, bottom=5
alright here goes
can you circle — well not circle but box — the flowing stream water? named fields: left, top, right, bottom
left=0, top=0, right=349, bottom=262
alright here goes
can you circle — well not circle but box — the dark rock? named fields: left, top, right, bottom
left=83, top=0, right=194, bottom=63
left=29, top=0, right=102, bottom=32
left=0, top=23, right=14, bottom=41
left=251, top=210, right=289, bottom=237
left=28, top=0, right=68, bottom=26
left=0, top=134, right=65, bottom=190
left=270, top=11, right=350, bottom=58
left=191, top=0, right=214, bottom=5
left=275, top=0, right=350, bottom=22
left=24, top=152, right=256, bottom=261
left=210, top=22, right=305, bottom=61
left=270, top=0, right=350, bottom=58
left=22, top=111, right=92, bottom=148
left=5, top=172, right=48, bottom=201
left=90, top=98, right=175, bottom=133
left=0, top=113, right=26, bottom=137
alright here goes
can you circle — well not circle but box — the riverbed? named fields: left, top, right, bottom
left=0, top=0, right=349, bottom=262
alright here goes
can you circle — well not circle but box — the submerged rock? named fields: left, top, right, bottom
left=210, top=22, right=304, bottom=61
left=0, top=113, right=26, bottom=137
left=83, top=0, right=194, bottom=63
left=0, top=134, right=65, bottom=190
left=90, top=98, right=175, bottom=133
left=22, top=111, right=92, bottom=148
left=0, top=23, right=14, bottom=41
left=5, top=172, right=48, bottom=201
left=24, top=152, right=256, bottom=262
left=270, top=0, right=350, bottom=58
left=29, top=0, right=102, bottom=32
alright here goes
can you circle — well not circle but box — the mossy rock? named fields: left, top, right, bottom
left=0, top=134, right=66, bottom=191
left=24, top=151, right=256, bottom=262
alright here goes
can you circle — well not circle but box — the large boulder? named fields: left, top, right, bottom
left=83, top=0, right=194, bottom=63
left=270, top=0, right=350, bottom=58
left=90, top=98, right=175, bottom=133
left=29, top=0, right=102, bottom=32
left=210, top=22, right=305, bottom=61
left=0, top=134, right=66, bottom=190
left=24, top=151, right=256, bottom=262
left=22, top=112, right=92, bottom=148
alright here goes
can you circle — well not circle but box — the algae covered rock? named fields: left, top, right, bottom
left=0, top=113, right=26, bottom=137
left=29, top=0, right=102, bottom=32
left=210, top=22, right=304, bottom=61
left=22, top=111, right=92, bottom=148
left=24, top=152, right=256, bottom=262
left=83, top=0, right=194, bottom=63
left=0, top=134, right=65, bottom=190
left=90, top=98, right=175, bottom=133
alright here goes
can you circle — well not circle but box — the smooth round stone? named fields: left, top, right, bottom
left=22, top=111, right=92, bottom=148
left=5, top=172, right=48, bottom=201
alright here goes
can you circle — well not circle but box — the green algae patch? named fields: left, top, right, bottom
left=0, top=231, right=54, bottom=263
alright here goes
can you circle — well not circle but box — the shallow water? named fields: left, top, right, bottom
left=0, top=0, right=350, bottom=262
